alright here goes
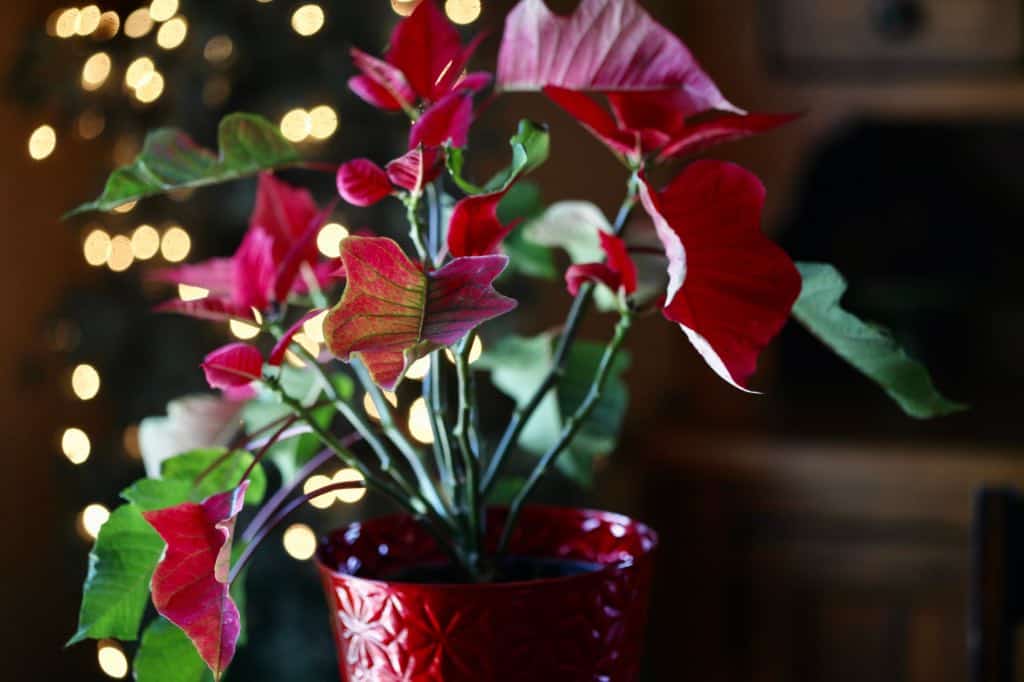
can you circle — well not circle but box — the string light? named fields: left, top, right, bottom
left=96, top=641, right=128, bottom=679
left=77, top=109, right=106, bottom=140
left=391, top=0, right=423, bottom=17
left=282, top=523, right=317, bottom=560
left=160, top=226, right=191, bottom=262
left=316, top=222, right=349, bottom=258
left=107, top=235, right=134, bottom=272
left=309, top=105, right=338, bottom=140
left=408, top=397, right=434, bottom=444
left=80, top=504, right=110, bottom=539
left=149, top=0, right=179, bottom=23
left=177, top=284, right=209, bottom=301
left=134, top=71, right=165, bottom=103
left=55, top=9, right=79, bottom=38
left=71, top=364, right=101, bottom=401
left=204, top=35, right=234, bottom=63
left=131, top=225, right=161, bottom=260
left=280, top=108, right=312, bottom=143
left=82, top=228, right=112, bottom=267
left=291, top=5, right=325, bottom=36
left=124, top=8, right=154, bottom=38
left=303, top=474, right=335, bottom=509
left=77, top=5, right=102, bottom=35
left=156, top=16, right=188, bottom=50
left=28, top=125, right=56, bottom=160
left=61, top=428, right=91, bottom=465
left=81, top=52, right=111, bottom=90
left=303, top=311, right=328, bottom=344
left=405, top=356, right=431, bottom=381
left=334, top=468, right=366, bottom=503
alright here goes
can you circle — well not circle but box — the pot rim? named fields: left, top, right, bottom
left=314, top=504, right=658, bottom=591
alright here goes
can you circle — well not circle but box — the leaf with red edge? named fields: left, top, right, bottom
left=269, top=309, right=323, bottom=367
left=151, top=258, right=235, bottom=298
left=202, top=344, right=264, bottom=390
left=658, top=112, right=801, bottom=161
left=250, top=173, right=319, bottom=244
left=143, top=483, right=249, bottom=679
left=565, top=263, right=620, bottom=297
left=638, top=161, right=800, bottom=392
left=337, top=159, right=393, bottom=207
left=409, top=91, right=473, bottom=149
left=388, top=0, right=468, bottom=102
left=448, top=189, right=521, bottom=257
left=564, top=233, right=637, bottom=296
left=542, top=86, right=637, bottom=157
left=497, top=0, right=738, bottom=116
left=386, top=146, right=442, bottom=193
left=271, top=201, right=337, bottom=302
left=349, top=48, right=416, bottom=112
left=324, top=236, right=517, bottom=389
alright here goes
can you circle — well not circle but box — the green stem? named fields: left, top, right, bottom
left=405, top=197, right=429, bottom=262
left=497, top=312, right=634, bottom=553
left=453, top=336, right=482, bottom=567
left=482, top=179, right=639, bottom=494
left=426, top=351, right=457, bottom=505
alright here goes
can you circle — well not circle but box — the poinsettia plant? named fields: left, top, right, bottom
left=67, top=0, right=963, bottom=679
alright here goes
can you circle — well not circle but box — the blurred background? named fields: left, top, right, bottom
left=1, top=0, right=1020, bottom=680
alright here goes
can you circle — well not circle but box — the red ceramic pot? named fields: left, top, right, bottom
left=316, top=506, right=658, bottom=682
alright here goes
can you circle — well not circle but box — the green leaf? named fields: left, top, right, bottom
left=478, top=334, right=630, bottom=485
left=160, top=448, right=268, bottom=506
left=68, top=505, right=165, bottom=645
left=134, top=618, right=214, bottom=682
left=792, top=262, right=966, bottom=419
left=498, top=182, right=556, bottom=280
left=68, top=113, right=301, bottom=216
left=446, top=119, right=550, bottom=196
left=121, top=479, right=194, bottom=511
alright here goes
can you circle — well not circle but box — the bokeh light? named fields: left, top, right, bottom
left=445, top=0, right=482, bottom=25
left=107, top=235, right=134, bottom=272
left=77, top=5, right=102, bottom=35
left=134, top=70, right=165, bottom=103
left=156, top=16, right=188, bottom=49
left=445, top=336, right=484, bottom=364
left=113, top=200, right=137, bottom=214
left=291, top=5, right=325, bottom=36
left=282, top=523, right=317, bottom=560
left=61, top=428, right=91, bottom=465
left=96, top=641, right=128, bottom=679
left=28, top=125, right=56, bottom=160
left=303, top=474, right=335, bottom=509
left=131, top=224, right=161, bottom=260
left=408, top=397, right=434, bottom=444
left=204, top=35, right=234, bottom=63
left=72, top=364, right=101, bottom=401
left=94, top=11, right=120, bottom=40
left=405, top=356, right=431, bottom=381
left=125, top=57, right=155, bottom=89
left=160, top=226, right=191, bottom=262
left=391, top=0, right=423, bottom=17
left=229, top=318, right=261, bottom=340
left=77, top=109, right=106, bottom=140
left=80, top=504, right=110, bottom=539
left=303, top=310, right=328, bottom=344
left=81, top=52, right=112, bottom=91
left=309, top=105, right=338, bottom=140
left=334, top=468, right=366, bottom=503
left=316, top=222, right=349, bottom=258
left=124, top=8, right=154, bottom=38
left=149, top=0, right=179, bottom=23
left=55, top=9, right=79, bottom=38
left=83, top=228, right=112, bottom=266
left=177, top=284, right=209, bottom=302
left=363, top=390, right=398, bottom=422
left=280, top=108, right=312, bottom=143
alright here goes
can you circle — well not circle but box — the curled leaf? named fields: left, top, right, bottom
left=202, top=344, right=263, bottom=390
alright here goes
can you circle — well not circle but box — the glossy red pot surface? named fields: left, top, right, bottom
left=316, top=506, right=658, bottom=682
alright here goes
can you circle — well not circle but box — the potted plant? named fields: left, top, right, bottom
left=66, top=0, right=963, bottom=680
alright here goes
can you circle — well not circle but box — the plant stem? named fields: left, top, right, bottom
left=497, top=312, right=634, bottom=553
left=238, top=416, right=297, bottom=486
left=405, top=197, right=429, bottom=262
left=481, top=179, right=639, bottom=495
left=241, top=447, right=335, bottom=544
left=453, top=336, right=482, bottom=565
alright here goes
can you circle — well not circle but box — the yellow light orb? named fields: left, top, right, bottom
left=131, top=224, right=161, bottom=260
left=94, top=11, right=120, bottom=40
left=72, top=364, right=101, bottom=401
left=77, top=5, right=102, bottom=35
left=61, top=428, right=91, bottom=465
left=177, top=284, right=209, bottom=302
left=204, top=35, right=234, bottom=63
left=309, top=105, right=338, bottom=140
left=444, top=336, right=484, bottom=364
left=124, top=8, right=154, bottom=38
left=113, top=200, right=137, bottom=214
left=55, top=9, right=80, bottom=38
left=96, top=641, right=128, bottom=679
left=149, top=0, right=179, bottom=23
left=229, top=319, right=261, bottom=340
left=156, top=16, right=188, bottom=49
left=291, top=5, right=325, bottom=36
left=391, top=0, right=423, bottom=17
left=333, top=468, right=367, bottom=504
left=303, top=474, right=335, bottom=509
left=83, top=228, right=112, bottom=267
left=82, top=52, right=112, bottom=91
left=316, top=222, right=349, bottom=258
left=280, top=108, right=312, bottom=143
left=291, top=332, right=319, bottom=358
left=107, top=235, right=134, bottom=272
left=125, top=57, right=155, bottom=89
left=445, top=0, right=482, bottom=25
left=362, top=392, right=382, bottom=421
left=302, top=310, right=328, bottom=344
left=134, top=70, right=165, bottom=103
left=405, top=355, right=431, bottom=381
left=408, top=397, right=434, bottom=444
left=160, top=226, right=191, bottom=262
left=80, top=504, right=111, bottom=539
left=28, top=125, right=56, bottom=161
left=77, top=109, right=106, bottom=140
left=282, top=523, right=317, bottom=560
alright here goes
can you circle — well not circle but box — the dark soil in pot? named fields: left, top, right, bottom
left=381, top=556, right=603, bottom=584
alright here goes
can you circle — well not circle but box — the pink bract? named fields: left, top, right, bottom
left=447, top=188, right=520, bottom=258
left=202, top=343, right=264, bottom=390
left=143, top=483, right=249, bottom=679
left=565, top=233, right=638, bottom=296
left=638, top=161, right=800, bottom=392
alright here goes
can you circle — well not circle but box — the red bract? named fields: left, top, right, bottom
left=143, top=483, right=249, bottom=679
left=349, top=0, right=491, bottom=112
left=337, top=147, right=443, bottom=207
left=638, top=161, right=801, bottom=391
left=408, top=91, right=474, bottom=149
left=497, top=0, right=795, bottom=163
left=324, top=236, right=517, bottom=390
left=202, top=343, right=263, bottom=390
left=155, top=174, right=335, bottom=321
left=565, top=233, right=638, bottom=297
left=269, top=309, right=323, bottom=367
left=447, top=187, right=520, bottom=258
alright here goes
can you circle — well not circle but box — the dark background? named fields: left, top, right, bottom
left=2, top=1, right=1021, bottom=680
